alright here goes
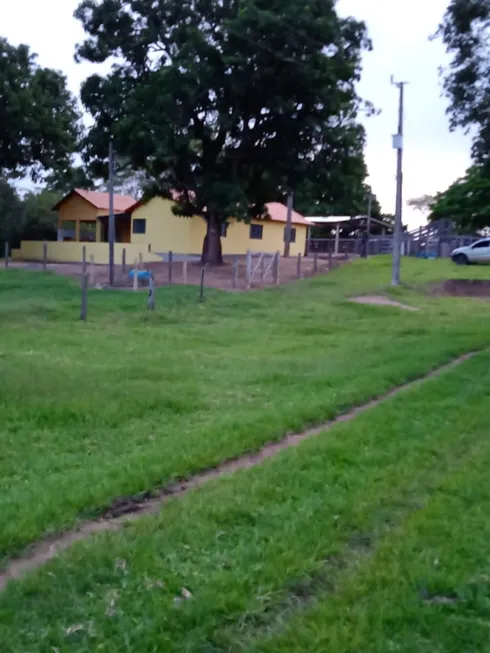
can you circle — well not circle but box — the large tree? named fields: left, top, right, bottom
left=75, top=0, right=371, bottom=263
left=429, top=165, right=490, bottom=233
left=0, top=38, right=80, bottom=181
left=439, top=0, right=490, bottom=164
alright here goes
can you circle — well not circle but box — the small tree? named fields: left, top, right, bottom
left=429, top=166, right=490, bottom=233
left=22, top=190, right=61, bottom=241
left=0, top=181, right=26, bottom=246
left=75, top=0, right=371, bottom=263
left=407, top=195, right=436, bottom=215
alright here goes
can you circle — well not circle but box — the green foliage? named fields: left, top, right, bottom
left=0, top=38, right=80, bottom=180
left=0, top=180, right=26, bottom=245
left=429, top=165, right=490, bottom=233
left=439, top=0, right=490, bottom=163
left=295, top=178, right=382, bottom=218
left=0, top=183, right=62, bottom=247
left=44, top=165, right=93, bottom=195
left=21, top=190, right=60, bottom=241
left=75, top=0, right=371, bottom=261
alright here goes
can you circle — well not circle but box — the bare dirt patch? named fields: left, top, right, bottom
left=431, top=279, right=490, bottom=299
left=10, top=255, right=351, bottom=291
left=0, top=351, right=476, bottom=593
left=349, top=295, right=419, bottom=311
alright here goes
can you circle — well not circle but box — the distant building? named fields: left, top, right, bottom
left=13, top=189, right=308, bottom=263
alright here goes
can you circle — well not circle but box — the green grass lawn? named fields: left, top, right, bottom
left=1, top=257, right=490, bottom=562
left=1, top=343, right=490, bottom=652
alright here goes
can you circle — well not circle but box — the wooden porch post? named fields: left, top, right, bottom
left=95, top=219, right=102, bottom=243
left=75, top=219, right=81, bottom=242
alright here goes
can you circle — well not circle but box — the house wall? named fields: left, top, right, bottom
left=131, top=198, right=196, bottom=253
left=221, top=219, right=307, bottom=257
left=132, top=197, right=307, bottom=256
left=11, top=241, right=162, bottom=265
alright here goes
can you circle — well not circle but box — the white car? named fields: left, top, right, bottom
left=452, top=239, right=490, bottom=265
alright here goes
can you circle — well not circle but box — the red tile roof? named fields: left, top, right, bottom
left=265, top=202, right=309, bottom=226
left=53, top=189, right=137, bottom=212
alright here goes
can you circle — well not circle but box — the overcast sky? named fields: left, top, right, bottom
left=2, top=0, right=472, bottom=228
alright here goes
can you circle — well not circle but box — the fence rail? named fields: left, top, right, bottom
left=307, top=237, right=396, bottom=257
left=309, top=223, right=485, bottom=260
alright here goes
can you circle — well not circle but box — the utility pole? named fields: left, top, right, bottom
left=391, top=77, right=407, bottom=287
left=108, top=140, right=116, bottom=287
left=367, top=192, right=372, bottom=237
left=284, top=192, right=294, bottom=257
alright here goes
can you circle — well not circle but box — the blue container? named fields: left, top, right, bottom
left=129, top=269, right=152, bottom=280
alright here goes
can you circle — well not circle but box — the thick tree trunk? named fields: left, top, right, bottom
left=201, top=215, right=223, bottom=265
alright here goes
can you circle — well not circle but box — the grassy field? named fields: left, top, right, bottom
left=1, top=257, right=490, bottom=651
left=1, top=340, right=490, bottom=651
left=1, top=258, right=490, bottom=561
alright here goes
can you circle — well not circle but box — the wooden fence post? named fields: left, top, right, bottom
left=42, top=242, right=48, bottom=270
left=121, top=248, right=126, bottom=275
left=297, top=253, right=302, bottom=279
left=4, top=242, right=9, bottom=268
left=133, top=259, right=139, bottom=292
left=260, top=254, right=265, bottom=284
left=148, top=274, right=155, bottom=310
left=89, top=255, right=96, bottom=285
left=246, top=249, right=252, bottom=288
left=273, top=251, right=280, bottom=284
left=182, top=260, right=188, bottom=285
left=313, top=251, right=318, bottom=275
left=80, top=274, right=88, bottom=321
left=199, top=266, right=205, bottom=302
left=168, top=251, right=173, bottom=284
left=82, top=245, right=87, bottom=275
left=232, top=257, right=238, bottom=289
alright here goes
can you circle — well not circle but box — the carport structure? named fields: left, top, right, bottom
left=305, top=215, right=390, bottom=254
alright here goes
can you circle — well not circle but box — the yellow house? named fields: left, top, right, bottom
left=13, top=190, right=308, bottom=263
left=53, top=188, right=136, bottom=243
left=129, top=198, right=308, bottom=257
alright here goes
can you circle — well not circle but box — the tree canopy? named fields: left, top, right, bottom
left=295, top=178, right=382, bottom=220
left=439, top=0, right=490, bottom=164
left=429, top=166, right=490, bottom=233
left=75, top=0, right=371, bottom=262
left=0, top=38, right=80, bottom=181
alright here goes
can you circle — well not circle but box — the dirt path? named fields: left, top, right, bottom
left=0, top=351, right=477, bottom=592
left=349, top=295, right=419, bottom=311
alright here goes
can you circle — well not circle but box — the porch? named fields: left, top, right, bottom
left=58, top=213, right=132, bottom=244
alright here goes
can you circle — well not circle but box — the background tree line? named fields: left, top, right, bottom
left=412, top=1, right=490, bottom=235
left=2, top=0, right=394, bottom=261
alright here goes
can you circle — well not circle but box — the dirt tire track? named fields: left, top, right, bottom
left=0, top=351, right=478, bottom=592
